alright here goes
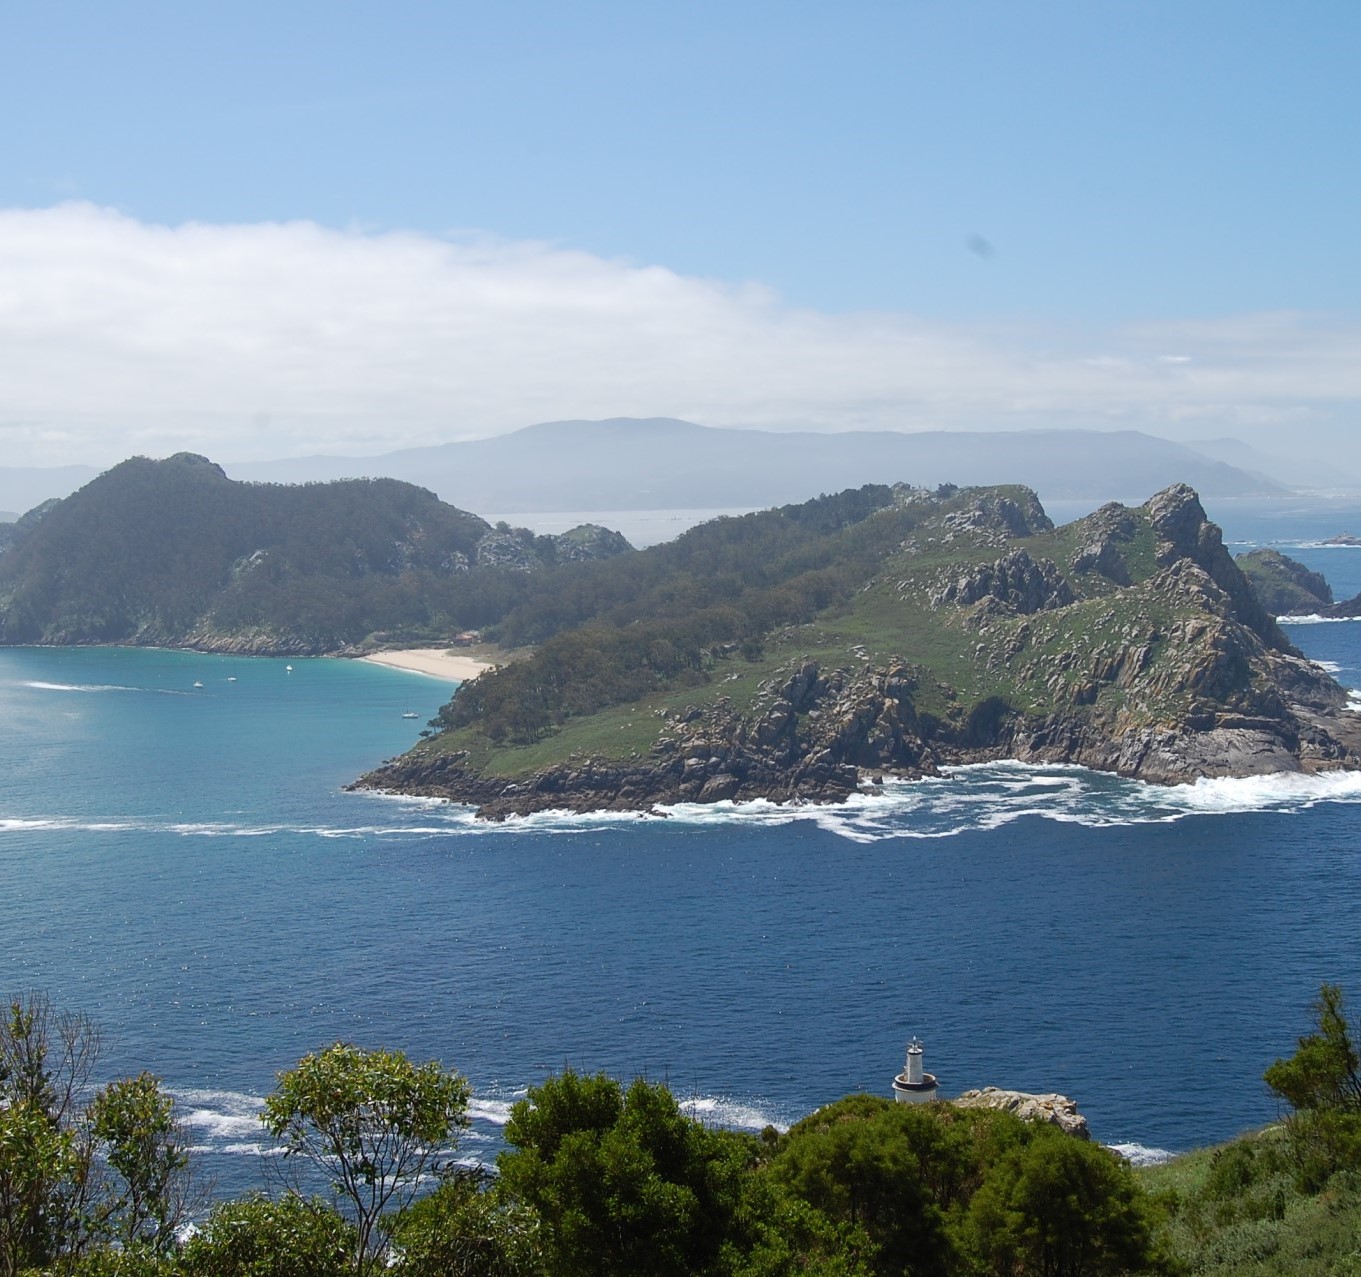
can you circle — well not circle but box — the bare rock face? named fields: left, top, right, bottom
left=1070, top=502, right=1138, bottom=585
left=1146, top=483, right=1289, bottom=651
left=931, top=549, right=1074, bottom=615
left=953, top=1087, right=1090, bottom=1139
left=475, top=529, right=537, bottom=571
left=939, top=490, right=1053, bottom=544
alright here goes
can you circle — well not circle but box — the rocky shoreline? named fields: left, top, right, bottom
left=355, top=645, right=1361, bottom=819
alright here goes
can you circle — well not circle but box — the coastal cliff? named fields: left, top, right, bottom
left=357, top=483, right=1361, bottom=816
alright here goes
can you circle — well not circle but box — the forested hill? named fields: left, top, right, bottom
left=0, top=453, right=631, bottom=653
left=360, top=482, right=1361, bottom=815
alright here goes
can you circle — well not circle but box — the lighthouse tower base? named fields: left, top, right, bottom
left=892, top=1072, right=939, bottom=1103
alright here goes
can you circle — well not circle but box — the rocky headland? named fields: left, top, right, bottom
left=357, top=483, right=1361, bottom=818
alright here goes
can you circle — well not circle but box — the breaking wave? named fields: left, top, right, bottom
left=1278, top=614, right=1361, bottom=625
left=1107, top=1142, right=1176, bottom=1167
left=174, top=1088, right=274, bottom=1158
left=169, top=1084, right=1164, bottom=1169
left=680, top=1094, right=790, bottom=1133
left=10, top=762, right=1361, bottom=846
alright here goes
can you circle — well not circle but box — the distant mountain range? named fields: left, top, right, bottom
left=1188, top=436, right=1361, bottom=492
left=0, top=419, right=1293, bottom=522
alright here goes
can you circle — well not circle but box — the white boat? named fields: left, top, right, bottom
left=401, top=711, right=420, bottom=719
left=192, top=681, right=204, bottom=688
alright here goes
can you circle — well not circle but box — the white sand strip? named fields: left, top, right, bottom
left=358, top=648, right=493, bottom=682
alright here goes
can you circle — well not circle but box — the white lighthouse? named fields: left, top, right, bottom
left=892, top=1037, right=939, bottom=1103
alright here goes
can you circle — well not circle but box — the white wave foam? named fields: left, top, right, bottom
left=1107, top=1142, right=1175, bottom=1167
left=680, top=1095, right=788, bottom=1133
left=20, top=680, right=187, bottom=695
left=172, top=1088, right=265, bottom=1141
left=1168, top=768, right=1361, bottom=812
left=467, top=1097, right=516, bottom=1126
left=186, top=1142, right=283, bottom=1158
left=182, top=1108, right=263, bottom=1139
left=1314, top=660, right=1344, bottom=673
left=11, top=759, right=1361, bottom=848
left=1279, top=614, right=1361, bottom=624
left=23, top=680, right=139, bottom=692
left=454, top=760, right=1361, bottom=843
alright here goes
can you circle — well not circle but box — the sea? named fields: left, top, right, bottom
left=4, top=494, right=1361, bottom=1197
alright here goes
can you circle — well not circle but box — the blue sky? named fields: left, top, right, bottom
left=2, top=1, right=1359, bottom=466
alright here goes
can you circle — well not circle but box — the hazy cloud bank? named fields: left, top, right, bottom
left=1, top=203, right=1358, bottom=467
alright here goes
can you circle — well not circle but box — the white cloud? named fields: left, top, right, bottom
left=1, top=202, right=1359, bottom=467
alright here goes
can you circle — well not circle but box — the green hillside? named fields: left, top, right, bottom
left=0, top=453, right=630, bottom=653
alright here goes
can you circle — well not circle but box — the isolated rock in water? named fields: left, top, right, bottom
left=953, top=1087, right=1090, bottom=1139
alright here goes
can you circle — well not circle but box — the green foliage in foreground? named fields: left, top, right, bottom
left=492, top=1074, right=1166, bottom=1277
left=19, top=985, right=1361, bottom=1277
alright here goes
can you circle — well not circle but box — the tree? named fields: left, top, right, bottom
left=964, top=1126, right=1158, bottom=1277
left=386, top=1168, right=542, bottom=1277
left=0, top=993, right=101, bottom=1273
left=1264, top=982, right=1361, bottom=1186
left=261, top=1043, right=470, bottom=1274
left=767, top=1095, right=971, bottom=1277
left=177, top=1192, right=356, bottom=1277
left=88, top=1072, right=194, bottom=1255
left=1265, top=983, right=1361, bottom=1113
left=497, top=1071, right=750, bottom=1277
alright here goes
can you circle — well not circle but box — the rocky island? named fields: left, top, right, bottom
left=357, top=482, right=1361, bottom=817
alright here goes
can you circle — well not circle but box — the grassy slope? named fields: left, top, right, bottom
left=1137, top=1128, right=1361, bottom=1275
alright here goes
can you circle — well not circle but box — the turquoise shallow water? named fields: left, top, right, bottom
left=2, top=507, right=1361, bottom=1193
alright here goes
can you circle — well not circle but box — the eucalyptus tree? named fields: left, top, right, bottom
left=262, top=1043, right=470, bottom=1275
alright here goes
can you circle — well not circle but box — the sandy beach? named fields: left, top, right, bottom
left=358, top=647, right=494, bottom=682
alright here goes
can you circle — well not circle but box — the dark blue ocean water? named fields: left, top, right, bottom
left=3, top=501, right=1361, bottom=1195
